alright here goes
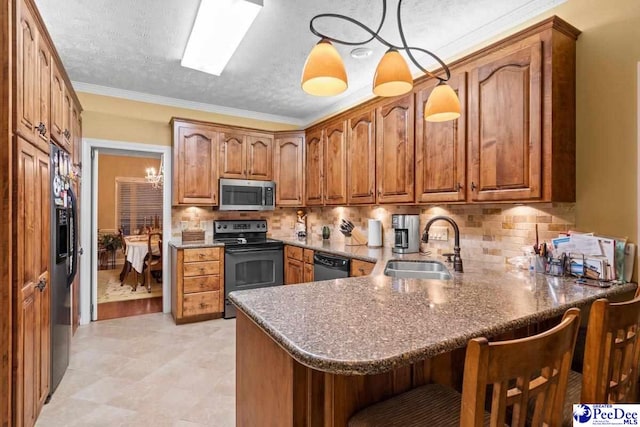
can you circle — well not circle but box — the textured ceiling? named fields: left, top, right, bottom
left=34, top=0, right=564, bottom=124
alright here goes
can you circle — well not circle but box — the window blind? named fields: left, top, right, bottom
left=115, top=178, right=163, bottom=235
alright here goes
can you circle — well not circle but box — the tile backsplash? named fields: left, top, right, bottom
left=172, top=203, right=575, bottom=265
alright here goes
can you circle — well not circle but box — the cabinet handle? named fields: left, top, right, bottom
left=41, top=124, right=47, bottom=136
left=199, top=302, right=206, bottom=308
left=36, top=278, right=46, bottom=292
left=455, top=183, right=463, bottom=192
left=471, top=182, right=477, bottom=191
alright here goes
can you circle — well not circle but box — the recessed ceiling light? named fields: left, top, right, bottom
left=350, top=47, right=373, bottom=59
left=181, top=0, right=263, bottom=76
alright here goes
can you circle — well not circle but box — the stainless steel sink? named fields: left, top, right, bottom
left=384, top=260, right=452, bottom=280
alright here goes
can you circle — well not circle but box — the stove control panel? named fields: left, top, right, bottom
left=214, top=220, right=268, bottom=235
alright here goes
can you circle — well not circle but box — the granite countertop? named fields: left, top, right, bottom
left=168, top=237, right=224, bottom=249
left=229, top=242, right=637, bottom=376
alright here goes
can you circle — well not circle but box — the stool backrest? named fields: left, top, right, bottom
left=581, top=290, right=640, bottom=403
left=460, top=308, right=581, bottom=426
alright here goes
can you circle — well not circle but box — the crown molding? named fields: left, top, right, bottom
left=71, top=81, right=306, bottom=127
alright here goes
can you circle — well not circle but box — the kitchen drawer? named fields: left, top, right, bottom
left=285, top=245, right=303, bottom=262
left=183, top=261, right=220, bottom=277
left=183, top=275, right=220, bottom=294
left=303, top=249, right=314, bottom=264
left=350, top=259, right=376, bottom=277
left=183, top=291, right=220, bottom=316
left=184, top=247, right=220, bottom=262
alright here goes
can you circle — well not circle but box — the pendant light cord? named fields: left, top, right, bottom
left=309, top=0, right=451, bottom=83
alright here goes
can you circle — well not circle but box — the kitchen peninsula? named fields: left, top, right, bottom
left=229, top=249, right=637, bottom=426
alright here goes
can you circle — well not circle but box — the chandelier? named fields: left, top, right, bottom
left=301, top=0, right=461, bottom=122
left=145, top=157, right=164, bottom=189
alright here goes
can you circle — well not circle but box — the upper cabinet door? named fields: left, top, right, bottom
left=323, top=120, right=347, bottom=205
left=61, top=87, right=72, bottom=153
left=50, top=63, right=64, bottom=144
left=173, top=123, right=218, bottom=205
left=415, top=73, right=467, bottom=203
left=219, top=133, right=247, bottom=179
left=468, top=40, right=543, bottom=202
left=35, top=36, right=51, bottom=152
left=17, top=0, right=37, bottom=143
left=347, top=109, right=375, bottom=205
left=375, top=94, right=415, bottom=204
left=273, top=134, right=304, bottom=206
left=246, top=135, right=273, bottom=180
left=304, top=129, right=324, bottom=206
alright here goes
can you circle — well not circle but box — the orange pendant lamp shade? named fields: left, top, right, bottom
left=301, top=39, right=348, bottom=96
left=424, top=83, right=461, bottom=122
left=372, top=49, right=413, bottom=97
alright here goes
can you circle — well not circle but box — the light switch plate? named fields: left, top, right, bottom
left=429, top=226, right=449, bottom=241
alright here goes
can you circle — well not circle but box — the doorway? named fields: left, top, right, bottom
left=80, top=139, right=172, bottom=324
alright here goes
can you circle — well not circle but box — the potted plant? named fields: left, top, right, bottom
left=99, top=233, right=123, bottom=253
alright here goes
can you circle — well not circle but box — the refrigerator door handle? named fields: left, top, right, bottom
left=66, top=185, right=78, bottom=287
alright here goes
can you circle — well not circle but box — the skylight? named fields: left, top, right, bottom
left=181, top=0, right=263, bottom=76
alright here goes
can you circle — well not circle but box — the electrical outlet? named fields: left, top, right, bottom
left=429, top=226, right=449, bottom=241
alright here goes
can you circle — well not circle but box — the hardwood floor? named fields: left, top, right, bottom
left=97, top=297, right=163, bottom=321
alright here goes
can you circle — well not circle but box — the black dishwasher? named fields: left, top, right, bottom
left=313, top=253, right=350, bottom=280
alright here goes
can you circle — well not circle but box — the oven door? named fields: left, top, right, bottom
left=224, top=246, right=284, bottom=318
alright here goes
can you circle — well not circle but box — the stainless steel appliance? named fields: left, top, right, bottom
left=219, top=178, right=275, bottom=211
left=49, top=143, right=78, bottom=396
left=392, top=214, right=420, bottom=254
left=313, top=253, right=350, bottom=281
left=214, top=220, right=283, bottom=318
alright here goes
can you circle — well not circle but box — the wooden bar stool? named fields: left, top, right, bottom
left=348, top=308, right=581, bottom=427
left=562, top=288, right=640, bottom=425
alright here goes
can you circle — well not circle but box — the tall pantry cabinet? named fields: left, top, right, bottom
left=1, top=0, right=83, bottom=425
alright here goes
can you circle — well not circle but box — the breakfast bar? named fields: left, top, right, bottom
left=229, top=256, right=637, bottom=426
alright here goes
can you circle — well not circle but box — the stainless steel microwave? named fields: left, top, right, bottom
left=219, top=178, right=276, bottom=211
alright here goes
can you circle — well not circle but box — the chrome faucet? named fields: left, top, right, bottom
left=422, top=216, right=463, bottom=273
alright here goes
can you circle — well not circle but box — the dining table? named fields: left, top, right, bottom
left=119, top=235, right=159, bottom=289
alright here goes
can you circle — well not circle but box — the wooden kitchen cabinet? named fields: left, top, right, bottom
left=61, top=86, right=72, bottom=152
left=50, top=62, right=64, bottom=145
left=16, top=137, right=50, bottom=427
left=171, top=246, right=224, bottom=324
left=347, top=108, right=376, bottom=205
left=468, top=39, right=543, bottom=202
left=350, top=259, right=376, bottom=277
left=273, top=132, right=304, bottom=207
left=304, top=128, right=324, bottom=206
left=375, top=94, right=415, bottom=204
left=284, top=245, right=305, bottom=285
left=16, top=0, right=37, bottom=145
left=323, top=119, right=348, bottom=205
left=415, top=73, right=467, bottom=203
left=172, top=120, right=219, bottom=206
left=303, top=249, right=314, bottom=282
left=35, top=36, right=51, bottom=152
left=220, top=131, right=274, bottom=180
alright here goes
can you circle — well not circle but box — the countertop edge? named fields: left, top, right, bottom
left=230, top=282, right=637, bottom=375
left=276, top=238, right=380, bottom=263
left=168, top=240, right=225, bottom=249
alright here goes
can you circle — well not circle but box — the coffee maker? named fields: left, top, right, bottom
left=392, top=214, right=420, bottom=254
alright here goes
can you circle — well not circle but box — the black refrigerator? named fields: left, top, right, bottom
left=49, top=143, right=78, bottom=396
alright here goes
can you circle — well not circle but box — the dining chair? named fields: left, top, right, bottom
left=143, top=231, right=162, bottom=293
left=348, top=308, right=581, bottom=427
left=562, top=287, right=640, bottom=425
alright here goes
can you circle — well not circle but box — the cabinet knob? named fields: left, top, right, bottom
left=36, top=278, right=46, bottom=292
left=471, top=182, right=477, bottom=191
left=455, top=183, right=463, bottom=192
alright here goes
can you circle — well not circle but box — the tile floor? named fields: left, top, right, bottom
left=37, top=313, right=236, bottom=427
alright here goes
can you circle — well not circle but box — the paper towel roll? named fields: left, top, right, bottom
left=368, top=219, right=382, bottom=247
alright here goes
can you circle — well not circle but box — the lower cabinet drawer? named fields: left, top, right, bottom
left=183, top=291, right=220, bottom=316
left=183, top=261, right=220, bottom=277
left=184, top=247, right=220, bottom=262
left=183, top=275, right=220, bottom=293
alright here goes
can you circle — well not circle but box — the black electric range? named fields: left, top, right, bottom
left=214, top=220, right=284, bottom=318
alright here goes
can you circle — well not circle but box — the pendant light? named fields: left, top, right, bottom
left=424, top=82, right=461, bottom=122
left=372, top=49, right=413, bottom=97
left=303, top=0, right=461, bottom=122
left=301, top=39, right=348, bottom=96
